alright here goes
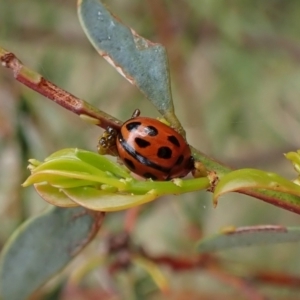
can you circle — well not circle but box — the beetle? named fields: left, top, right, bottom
left=98, top=110, right=194, bottom=180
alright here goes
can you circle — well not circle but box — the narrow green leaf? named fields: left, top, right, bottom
left=44, top=148, right=82, bottom=161
left=27, top=173, right=97, bottom=189
left=197, top=225, right=300, bottom=252
left=45, top=148, right=130, bottom=179
left=31, top=158, right=107, bottom=176
left=24, top=169, right=124, bottom=189
left=75, top=149, right=131, bottom=178
left=213, top=168, right=300, bottom=206
left=0, top=207, right=104, bottom=300
left=35, top=183, right=79, bottom=207
left=62, top=186, right=158, bottom=211
left=285, top=151, right=300, bottom=174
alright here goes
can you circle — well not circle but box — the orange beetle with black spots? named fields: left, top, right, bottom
left=99, top=110, right=194, bottom=181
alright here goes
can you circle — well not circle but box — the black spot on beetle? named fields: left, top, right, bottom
left=143, top=172, right=157, bottom=180
left=126, top=121, right=141, bottom=131
left=175, top=155, right=184, bottom=165
left=168, top=135, right=180, bottom=147
left=124, top=158, right=136, bottom=170
left=135, top=137, right=151, bottom=148
left=145, top=126, right=158, bottom=136
left=118, top=132, right=172, bottom=175
left=157, top=146, right=172, bottom=159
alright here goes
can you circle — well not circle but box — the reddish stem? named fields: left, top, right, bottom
left=0, top=50, right=122, bottom=131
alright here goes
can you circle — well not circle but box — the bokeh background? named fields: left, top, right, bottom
left=1, top=0, right=300, bottom=298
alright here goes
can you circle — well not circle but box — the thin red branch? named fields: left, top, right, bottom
left=253, top=271, right=300, bottom=288
left=0, top=49, right=122, bottom=131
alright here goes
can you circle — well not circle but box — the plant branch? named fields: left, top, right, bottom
left=1, top=46, right=300, bottom=214
left=0, top=47, right=122, bottom=131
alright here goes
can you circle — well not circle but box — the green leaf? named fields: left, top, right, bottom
left=45, top=148, right=130, bottom=179
left=23, top=148, right=210, bottom=211
left=62, top=186, right=158, bottom=211
left=75, top=149, right=131, bottom=178
left=26, top=172, right=98, bottom=189
left=35, top=183, right=79, bottom=207
left=197, top=225, right=300, bottom=252
left=0, top=207, right=104, bottom=300
left=25, top=169, right=121, bottom=188
left=77, top=0, right=184, bottom=132
left=285, top=151, right=300, bottom=175
left=23, top=150, right=128, bottom=189
left=32, top=158, right=107, bottom=176
left=213, top=168, right=300, bottom=206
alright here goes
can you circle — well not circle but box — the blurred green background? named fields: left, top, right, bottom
left=1, top=0, right=300, bottom=298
